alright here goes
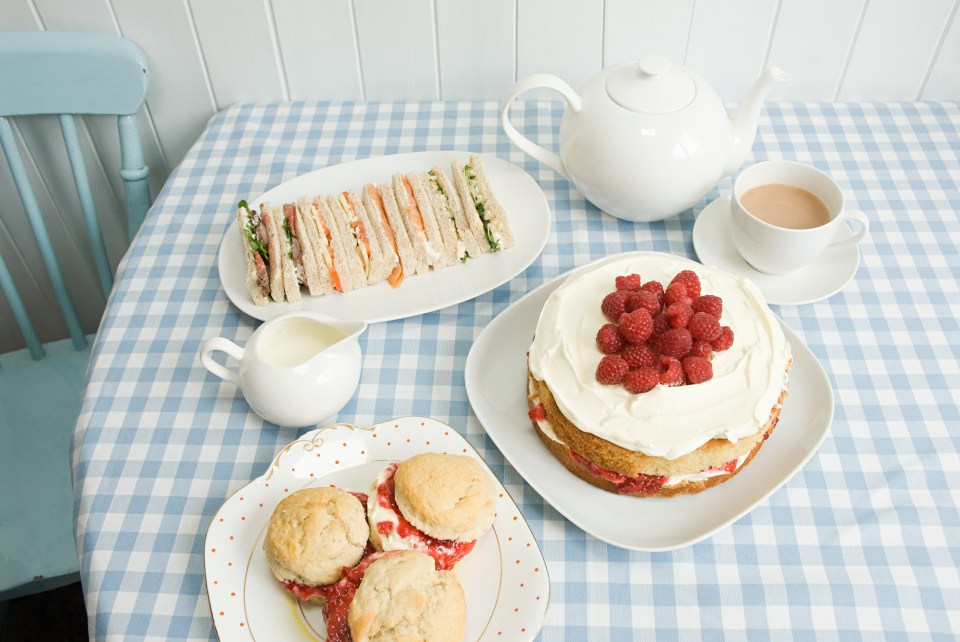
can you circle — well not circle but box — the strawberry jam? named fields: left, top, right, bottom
left=568, top=448, right=667, bottom=495
left=374, top=463, right=476, bottom=570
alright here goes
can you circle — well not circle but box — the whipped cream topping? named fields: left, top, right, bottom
left=528, top=253, right=791, bottom=460
left=367, top=466, right=417, bottom=552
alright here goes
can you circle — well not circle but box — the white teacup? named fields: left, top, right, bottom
left=730, top=160, right=869, bottom=275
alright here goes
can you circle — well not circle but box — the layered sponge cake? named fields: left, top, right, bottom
left=527, top=252, right=792, bottom=497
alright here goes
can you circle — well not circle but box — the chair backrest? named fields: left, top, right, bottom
left=0, top=31, right=151, bottom=359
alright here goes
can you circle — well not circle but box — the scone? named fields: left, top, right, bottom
left=263, top=487, right=371, bottom=604
left=527, top=252, right=792, bottom=497
left=348, top=551, right=466, bottom=642
left=367, top=453, right=496, bottom=569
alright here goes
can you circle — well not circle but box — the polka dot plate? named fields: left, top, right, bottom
left=204, top=417, right=550, bottom=641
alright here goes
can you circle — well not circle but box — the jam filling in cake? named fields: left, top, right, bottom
left=369, top=463, right=476, bottom=570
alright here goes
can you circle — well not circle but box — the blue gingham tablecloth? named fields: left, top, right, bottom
left=72, top=101, right=960, bottom=640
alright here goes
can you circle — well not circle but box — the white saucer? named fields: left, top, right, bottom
left=692, top=195, right=861, bottom=306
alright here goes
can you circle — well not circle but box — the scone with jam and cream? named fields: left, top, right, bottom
left=348, top=551, right=466, bottom=642
left=366, top=453, right=496, bottom=569
left=527, top=252, right=792, bottom=497
left=263, top=487, right=372, bottom=604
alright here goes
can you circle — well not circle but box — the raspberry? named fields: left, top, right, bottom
left=617, top=473, right=667, bottom=495
left=682, top=356, right=713, bottom=384
left=670, top=270, right=701, bottom=298
left=659, top=356, right=685, bottom=386
left=663, top=282, right=691, bottom=307
left=641, top=280, right=664, bottom=306
left=687, top=312, right=722, bottom=341
left=528, top=404, right=547, bottom=422
left=651, top=313, right=671, bottom=338
left=666, top=302, right=694, bottom=328
left=601, top=291, right=630, bottom=320
left=621, top=342, right=657, bottom=369
left=615, top=273, right=642, bottom=291
left=689, top=340, right=714, bottom=359
left=692, top=294, right=723, bottom=320
left=711, top=326, right=734, bottom=351
left=618, top=309, right=653, bottom=344
left=624, top=366, right=660, bottom=394
left=656, top=327, right=693, bottom=357
left=625, top=290, right=661, bottom=316
left=596, top=323, right=624, bottom=354
left=596, top=355, right=629, bottom=384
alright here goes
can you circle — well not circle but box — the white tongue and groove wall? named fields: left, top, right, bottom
left=1, top=0, right=958, bottom=352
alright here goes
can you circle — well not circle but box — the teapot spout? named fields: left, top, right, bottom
left=724, top=67, right=791, bottom=176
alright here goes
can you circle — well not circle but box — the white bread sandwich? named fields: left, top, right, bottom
left=271, top=204, right=302, bottom=303
left=314, top=196, right=365, bottom=292
left=403, top=171, right=458, bottom=268
left=335, top=190, right=396, bottom=286
left=391, top=172, right=445, bottom=273
left=291, top=198, right=335, bottom=295
left=295, top=196, right=346, bottom=294
left=422, top=167, right=482, bottom=264
left=362, top=183, right=416, bottom=287
left=451, top=154, right=515, bottom=253
left=279, top=202, right=325, bottom=296
left=236, top=200, right=284, bottom=305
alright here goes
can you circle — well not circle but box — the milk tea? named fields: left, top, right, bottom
left=740, top=183, right=831, bottom=230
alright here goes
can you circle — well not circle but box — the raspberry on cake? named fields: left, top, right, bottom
left=366, top=453, right=496, bottom=569
left=527, top=252, right=792, bottom=498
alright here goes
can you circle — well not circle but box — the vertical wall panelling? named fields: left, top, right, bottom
left=685, top=0, right=781, bottom=101
left=920, top=0, right=960, bottom=100
left=112, top=0, right=217, bottom=166
left=839, top=0, right=954, bottom=101
left=353, top=0, right=439, bottom=100
left=188, top=0, right=286, bottom=105
left=435, top=0, right=515, bottom=100
left=603, top=0, right=695, bottom=68
left=765, top=0, right=865, bottom=102
left=516, top=0, right=603, bottom=98
left=271, top=0, right=363, bottom=101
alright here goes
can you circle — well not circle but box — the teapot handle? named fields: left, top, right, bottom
left=501, top=74, right=582, bottom=179
left=200, top=337, right=244, bottom=386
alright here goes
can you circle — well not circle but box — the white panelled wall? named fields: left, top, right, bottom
left=1, top=0, right=958, bottom=352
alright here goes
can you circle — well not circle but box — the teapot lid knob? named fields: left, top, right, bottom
left=605, top=55, right=696, bottom=114
left=637, top=55, right=671, bottom=77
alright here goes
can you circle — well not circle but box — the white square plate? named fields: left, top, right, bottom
left=205, top=417, right=550, bottom=640
left=464, top=258, right=834, bottom=551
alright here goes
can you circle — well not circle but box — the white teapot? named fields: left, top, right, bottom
left=501, top=55, right=790, bottom=222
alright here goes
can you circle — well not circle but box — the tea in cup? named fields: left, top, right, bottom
left=730, top=160, right=869, bottom=275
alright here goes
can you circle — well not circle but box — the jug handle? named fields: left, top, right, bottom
left=200, top=337, right=244, bottom=386
left=501, top=74, right=582, bottom=179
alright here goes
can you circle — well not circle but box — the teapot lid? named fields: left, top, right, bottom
left=605, top=55, right=696, bottom=114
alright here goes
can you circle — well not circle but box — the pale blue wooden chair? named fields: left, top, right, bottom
left=0, top=32, right=151, bottom=605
